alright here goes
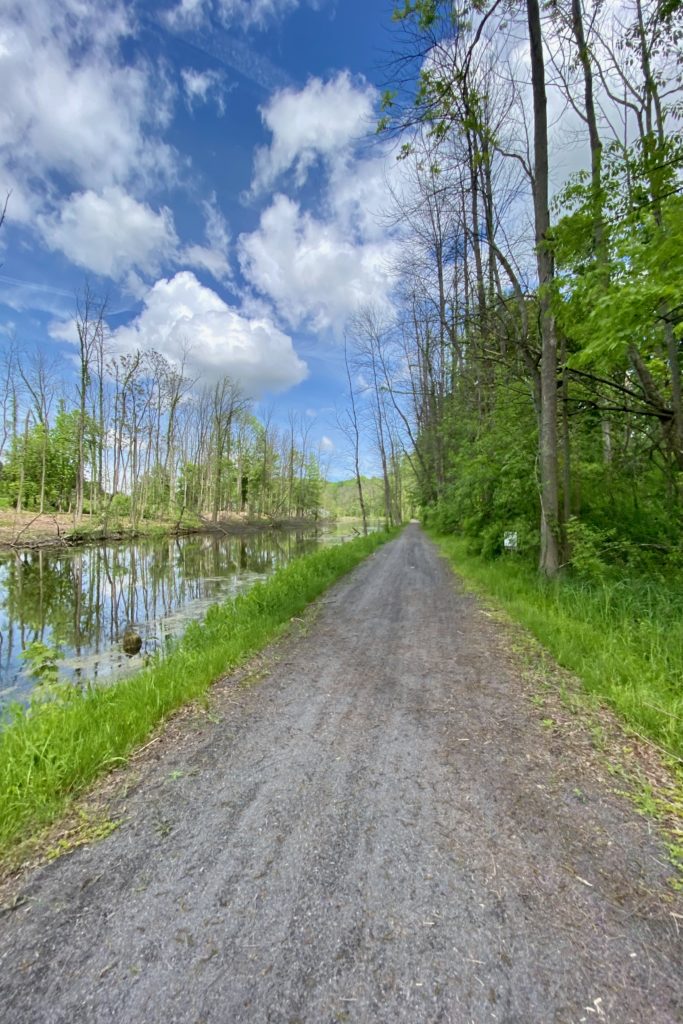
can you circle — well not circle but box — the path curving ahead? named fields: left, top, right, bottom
left=0, top=525, right=681, bottom=1023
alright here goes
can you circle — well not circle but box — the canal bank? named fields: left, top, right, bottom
left=0, top=530, right=394, bottom=856
left=0, top=509, right=330, bottom=550
left=0, top=520, right=376, bottom=706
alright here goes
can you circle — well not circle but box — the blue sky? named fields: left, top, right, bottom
left=0, top=0, right=402, bottom=472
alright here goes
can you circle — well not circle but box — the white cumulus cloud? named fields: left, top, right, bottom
left=40, top=188, right=179, bottom=280
left=238, top=194, right=397, bottom=331
left=0, top=1, right=176, bottom=208
left=110, top=271, right=307, bottom=397
left=251, top=72, right=377, bottom=193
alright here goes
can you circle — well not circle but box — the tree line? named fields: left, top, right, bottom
left=351, top=0, right=683, bottom=576
left=0, top=292, right=326, bottom=527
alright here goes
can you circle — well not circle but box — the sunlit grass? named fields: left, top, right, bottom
left=0, top=530, right=394, bottom=852
left=433, top=534, right=683, bottom=759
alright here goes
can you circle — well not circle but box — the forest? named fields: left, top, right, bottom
left=0, top=292, right=328, bottom=531
left=340, top=0, right=683, bottom=580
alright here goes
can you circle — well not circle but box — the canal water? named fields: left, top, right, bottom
left=0, top=522, right=374, bottom=706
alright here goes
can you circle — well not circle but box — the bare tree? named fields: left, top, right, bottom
left=0, top=339, right=19, bottom=463
left=340, top=335, right=368, bottom=534
left=74, top=285, right=107, bottom=522
left=209, top=377, right=244, bottom=523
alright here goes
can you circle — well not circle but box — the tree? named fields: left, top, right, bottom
left=339, top=336, right=369, bottom=534
left=17, top=349, right=59, bottom=514
left=348, top=307, right=403, bottom=526
left=74, top=286, right=107, bottom=522
left=526, top=0, right=561, bottom=573
left=370, top=0, right=683, bottom=568
left=209, top=377, right=244, bottom=523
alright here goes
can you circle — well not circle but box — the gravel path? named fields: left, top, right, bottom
left=1, top=525, right=681, bottom=1023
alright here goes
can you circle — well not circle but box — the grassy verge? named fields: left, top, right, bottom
left=432, top=533, right=683, bottom=761
left=0, top=529, right=394, bottom=853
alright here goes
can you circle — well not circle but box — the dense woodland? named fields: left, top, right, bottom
left=344, top=0, right=683, bottom=577
left=0, top=296, right=328, bottom=528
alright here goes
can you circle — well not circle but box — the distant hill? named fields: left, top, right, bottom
left=322, top=477, right=387, bottom=519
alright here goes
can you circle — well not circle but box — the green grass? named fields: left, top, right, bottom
left=0, top=530, right=395, bottom=852
left=433, top=534, right=683, bottom=760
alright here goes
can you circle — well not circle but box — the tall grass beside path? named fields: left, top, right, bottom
left=0, top=530, right=395, bottom=853
left=434, top=534, right=683, bottom=760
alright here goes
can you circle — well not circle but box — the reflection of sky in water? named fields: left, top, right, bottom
left=0, top=523, right=378, bottom=705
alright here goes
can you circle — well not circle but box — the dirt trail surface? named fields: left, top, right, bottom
left=1, top=525, right=681, bottom=1023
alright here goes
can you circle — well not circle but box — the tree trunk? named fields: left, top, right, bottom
left=344, top=339, right=368, bottom=535
left=527, top=0, right=560, bottom=575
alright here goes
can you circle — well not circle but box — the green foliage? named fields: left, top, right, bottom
left=393, top=0, right=438, bottom=29
left=323, top=477, right=388, bottom=518
left=18, top=641, right=73, bottom=709
left=383, top=3, right=683, bottom=583
left=0, top=367, right=326, bottom=527
left=420, top=177, right=683, bottom=574
left=108, top=493, right=131, bottom=517
left=49, top=408, right=81, bottom=510
left=0, top=406, right=89, bottom=512
left=138, top=465, right=171, bottom=517
left=0, top=530, right=395, bottom=852
left=564, top=518, right=613, bottom=581
left=553, top=193, right=683, bottom=371
left=20, top=640, right=61, bottom=685
left=176, top=461, right=202, bottom=512
left=425, top=382, right=540, bottom=558
left=292, top=454, right=324, bottom=517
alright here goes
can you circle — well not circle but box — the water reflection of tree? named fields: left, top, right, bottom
left=1, top=551, right=79, bottom=642
left=0, top=528, right=329, bottom=693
